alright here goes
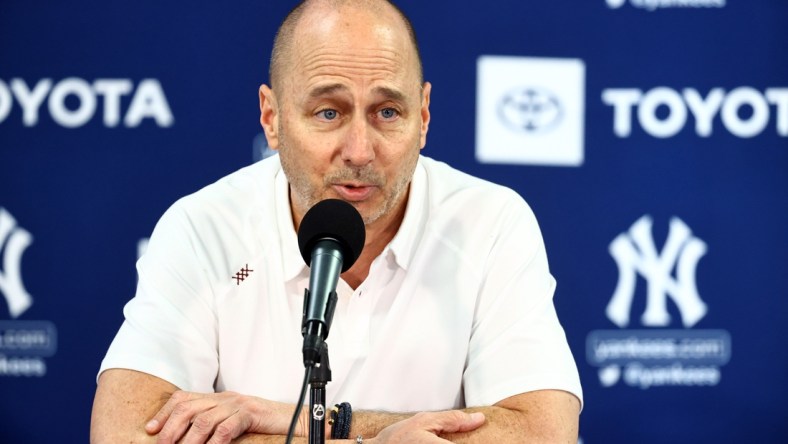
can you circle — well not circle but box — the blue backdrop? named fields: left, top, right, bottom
left=1, top=1, right=786, bottom=442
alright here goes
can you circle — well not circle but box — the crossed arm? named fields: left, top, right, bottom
left=91, top=368, right=580, bottom=443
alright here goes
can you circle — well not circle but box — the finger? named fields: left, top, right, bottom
left=180, top=404, right=246, bottom=444
left=425, top=411, right=486, bottom=435
left=146, top=391, right=198, bottom=434
left=205, top=412, right=248, bottom=444
left=452, top=412, right=485, bottom=433
left=155, top=396, right=220, bottom=444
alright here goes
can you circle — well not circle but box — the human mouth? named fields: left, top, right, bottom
left=332, top=183, right=377, bottom=201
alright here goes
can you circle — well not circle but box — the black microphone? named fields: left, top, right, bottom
left=297, top=199, right=365, bottom=367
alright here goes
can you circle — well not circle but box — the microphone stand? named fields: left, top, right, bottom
left=302, top=288, right=338, bottom=444
left=308, top=342, right=331, bottom=444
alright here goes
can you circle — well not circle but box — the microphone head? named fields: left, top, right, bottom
left=297, top=199, right=366, bottom=272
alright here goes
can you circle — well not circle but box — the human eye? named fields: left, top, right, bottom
left=316, top=109, right=339, bottom=121
left=378, top=107, right=399, bottom=121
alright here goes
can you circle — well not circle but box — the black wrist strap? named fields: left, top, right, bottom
left=330, top=402, right=352, bottom=439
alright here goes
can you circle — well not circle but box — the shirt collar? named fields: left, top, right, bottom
left=277, top=156, right=429, bottom=280
left=275, top=161, right=308, bottom=282
left=387, top=157, right=428, bottom=270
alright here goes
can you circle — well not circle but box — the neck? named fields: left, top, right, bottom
left=341, top=188, right=410, bottom=289
left=289, top=186, right=411, bottom=290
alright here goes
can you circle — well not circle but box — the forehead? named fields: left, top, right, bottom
left=285, top=5, right=420, bottom=95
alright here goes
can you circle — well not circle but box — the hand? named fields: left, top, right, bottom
left=371, top=410, right=485, bottom=443
left=145, top=390, right=301, bottom=444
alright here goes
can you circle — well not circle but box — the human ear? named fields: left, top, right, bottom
left=419, top=82, right=431, bottom=149
left=259, top=84, right=281, bottom=150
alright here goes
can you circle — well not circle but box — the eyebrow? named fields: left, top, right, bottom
left=307, top=83, right=349, bottom=100
left=372, top=86, right=407, bottom=104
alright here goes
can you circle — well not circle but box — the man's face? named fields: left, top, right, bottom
left=261, top=4, right=431, bottom=227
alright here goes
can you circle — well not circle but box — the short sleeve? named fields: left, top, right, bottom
left=462, top=193, right=583, bottom=408
left=98, top=200, right=219, bottom=392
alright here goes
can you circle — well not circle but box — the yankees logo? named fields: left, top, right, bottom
left=607, top=215, right=708, bottom=328
left=0, top=208, right=33, bottom=318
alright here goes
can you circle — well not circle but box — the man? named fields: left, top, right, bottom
left=91, top=0, right=583, bottom=442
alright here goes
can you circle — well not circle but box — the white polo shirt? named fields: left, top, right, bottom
left=100, top=155, right=582, bottom=411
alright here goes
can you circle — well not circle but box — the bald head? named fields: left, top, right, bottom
left=269, top=0, right=423, bottom=95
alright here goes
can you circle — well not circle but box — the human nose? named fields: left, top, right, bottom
left=340, top=117, right=375, bottom=166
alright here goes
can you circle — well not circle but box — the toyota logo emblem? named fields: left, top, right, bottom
left=497, top=87, right=563, bottom=133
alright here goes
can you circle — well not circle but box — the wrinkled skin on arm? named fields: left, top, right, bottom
left=91, top=369, right=177, bottom=443
left=91, top=368, right=578, bottom=444
left=90, top=369, right=307, bottom=444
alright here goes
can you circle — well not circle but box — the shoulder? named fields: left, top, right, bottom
left=175, top=155, right=280, bottom=217
left=155, top=155, right=281, bottom=237
left=419, top=156, right=536, bottom=227
left=412, top=156, right=544, bottom=271
left=146, top=156, right=283, bottom=265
